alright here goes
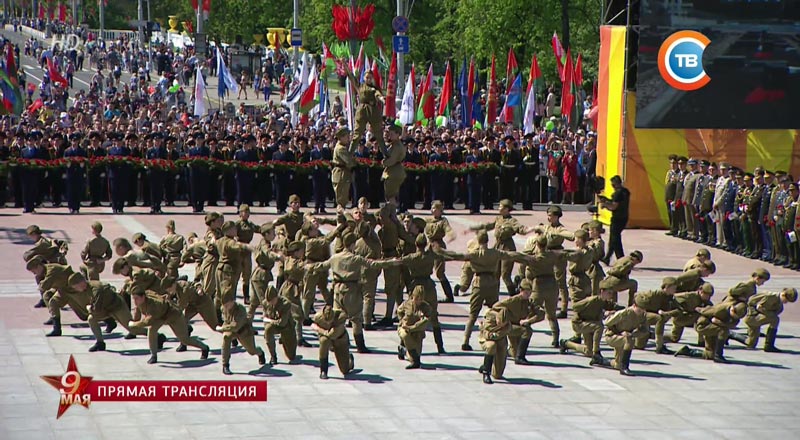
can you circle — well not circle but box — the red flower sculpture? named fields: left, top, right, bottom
left=331, top=4, right=376, bottom=42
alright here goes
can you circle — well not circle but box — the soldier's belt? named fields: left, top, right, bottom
left=475, top=272, right=495, bottom=276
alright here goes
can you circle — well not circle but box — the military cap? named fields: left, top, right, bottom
left=415, top=233, right=427, bottom=247
left=187, top=232, right=198, bottom=240
left=599, top=278, right=615, bottom=290
left=88, top=131, right=103, bottom=140
left=204, top=211, right=222, bottom=225
left=25, top=256, right=45, bottom=271
left=68, top=133, right=83, bottom=141
left=289, top=194, right=301, bottom=204
left=535, top=235, right=548, bottom=247
left=731, top=302, right=747, bottom=318
left=68, top=272, right=86, bottom=286
left=335, top=123, right=350, bottom=138
left=26, top=225, right=42, bottom=235
left=161, top=276, right=177, bottom=290
left=476, top=230, right=489, bottom=244
left=499, top=199, right=513, bottom=209
left=718, top=162, right=729, bottom=169
left=113, top=237, right=131, bottom=249
left=166, top=219, right=175, bottom=229
left=699, top=159, right=709, bottom=167
left=221, top=221, right=236, bottom=232
left=300, top=221, right=313, bottom=236
left=668, top=154, right=677, bottom=161
left=574, top=229, right=589, bottom=241
left=700, top=282, right=714, bottom=295
left=696, top=248, right=711, bottom=258
left=264, top=286, right=278, bottom=302
left=547, top=205, right=563, bottom=216
left=132, top=232, right=145, bottom=242
left=774, top=170, right=787, bottom=176
left=765, top=170, right=774, bottom=178
left=630, top=250, right=644, bottom=261
left=342, top=232, right=358, bottom=248
left=588, top=220, right=605, bottom=233
left=677, top=156, right=687, bottom=163
left=743, top=173, right=754, bottom=181
left=112, top=257, right=129, bottom=275
left=412, top=218, right=427, bottom=234
left=703, top=261, right=716, bottom=274
left=519, top=279, right=532, bottom=291
left=150, top=132, right=164, bottom=140
left=239, top=204, right=250, bottom=213
left=661, top=277, right=677, bottom=288
left=782, top=288, right=798, bottom=303
left=755, top=168, right=765, bottom=176
left=286, top=240, right=304, bottom=253
left=388, top=124, right=403, bottom=135
left=91, top=221, right=103, bottom=232
left=259, top=223, right=274, bottom=235
left=687, top=158, right=697, bottom=165
left=753, top=268, right=770, bottom=280
left=431, top=200, right=444, bottom=210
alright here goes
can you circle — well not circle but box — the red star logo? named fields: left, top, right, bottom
left=41, top=355, right=93, bottom=419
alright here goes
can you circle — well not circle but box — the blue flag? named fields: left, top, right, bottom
left=506, top=74, right=523, bottom=108
left=458, top=58, right=468, bottom=128
left=216, top=48, right=239, bottom=99
left=471, top=69, right=483, bottom=125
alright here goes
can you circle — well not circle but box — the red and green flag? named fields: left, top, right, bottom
left=485, top=55, right=498, bottom=127
left=416, top=63, right=435, bottom=124
left=437, top=61, right=453, bottom=123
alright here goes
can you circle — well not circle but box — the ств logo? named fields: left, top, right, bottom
left=658, top=30, right=711, bottom=91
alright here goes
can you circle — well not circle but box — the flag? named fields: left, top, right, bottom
left=374, top=35, right=388, bottom=69
left=38, top=4, right=45, bottom=19
left=27, top=98, right=43, bottom=114
left=471, top=65, right=482, bottom=127
left=572, top=53, right=583, bottom=126
left=527, top=54, right=543, bottom=95
left=574, top=53, right=583, bottom=89
left=191, top=0, right=210, bottom=20
left=561, top=50, right=574, bottom=124
left=299, top=67, right=319, bottom=114
left=457, top=58, right=469, bottom=127
left=416, top=63, right=434, bottom=124
left=398, top=64, right=416, bottom=125
left=59, top=3, right=67, bottom=22
left=384, top=52, right=397, bottom=118
left=287, top=54, right=311, bottom=105
left=216, top=48, right=239, bottom=98
left=590, top=80, right=599, bottom=128
left=500, top=73, right=522, bottom=125
left=485, top=55, right=498, bottom=127
left=47, top=57, right=69, bottom=88
left=354, top=42, right=365, bottom=80
left=193, top=66, right=207, bottom=117
left=506, top=47, right=518, bottom=88
left=371, top=58, right=382, bottom=91
left=552, top=32, right=565, bottom=80
left=523, top=82, right=537, bottom=135
left=322, top=42, right=334, bottom=61
left=437, top=61, right=452, bottom=119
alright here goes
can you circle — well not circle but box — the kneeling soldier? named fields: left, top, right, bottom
left=729, top=287, right=797, bottom=352
left=312, top=304, right=354, bottom=379
left=632, top=277, right=679, bottom=354
left=478, top=306, right=511, bottom=384
left=559, top=281, right=617, bottom=366
left=493, top=279, right=545, bottom=365
left=675, top=301, right=747, bottom=362
left=397, top=286, right=433, bottom=370
left=601, top=302, right=649, bottom=376
left=218, top=298, right=266, bottom=375
left=262, top=287, right=299, bottom=365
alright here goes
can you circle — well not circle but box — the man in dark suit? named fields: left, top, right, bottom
left=271, top=138, right=295, bottom=214
left=234, top=135, right=259, bottom=207
left=63, top=133, right=87, bottom=214
left=145, top=132, right=168, bottom=214
left=188, top=133, right=211, bottom=213
left=107, top=133, right=132, bottom=214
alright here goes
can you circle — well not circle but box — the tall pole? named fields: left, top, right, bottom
left=292, top=0, right=299, bottom=72
left=196, top=2, right=203, bottom=64
left=396, top=0, right=405, bottom=107
left=137, top=0, right=144, bottom=50
left=99, top=0, right=104, bottom=42
left=146, top=0, right=152, bottom=73
left=349, top=0, right=357, bottom=57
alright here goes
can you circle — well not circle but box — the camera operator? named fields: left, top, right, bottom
left=599, top=175, right=630, bottom=264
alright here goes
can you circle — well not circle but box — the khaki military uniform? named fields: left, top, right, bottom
left=198, top=228, right=222, bottom=301
left=601, top=256, right=638, bottom=305
left=479, top=307, right=512, bottom=379
left=123, top=268, right=164, bottom=321
left=173, top=279, right=219, bottom=330
left=522, top=248, right=565, bottom=344
left=587, top=237, right=606, bottom=296
left=539, top=223, right=576, bottom=313
left=492, top=294, right=544, bottom=359
left=354, top=227, right=383, bottom=325
left=236, top=219, right=257, bottom=302
left=41, top=264, right=89, bottom=321
left=331, top=142, right=357, bottom=208
left=378, top=204, right=408, bottom=316
left=724, top=280, right=758, bottom=305
left=313, top=307, right=352, bottom=375
left=159, top=232, right=186, bottom=279
left=181, top=241, right=207, bottom=282
left=249, top=241, right=279, bottom=319
left=604, top=307, right=648, bottom=369
left=302, top=228, right=341, bottom=313
left=86, top=281, right=145, bottom=343
left=80, top=235, right=112, bottom=280
left=124, top=249, right=167, bottom=274
left=215, top=236, right=248, bottom=305
left=397, top=298, right=433, bottom=362
left=220, top=302, right=263, bottom=365
left=695, top=303, right=737, bottom=360
left=682, top=171, right=699, bottom=238
left=129, top=293, right=208, bottom=355
left=274, top=211, right=305, bottom=287
left=457, top=239, right=479, bottom=294
left=564, top=296, right=615, bottom=357
left=674, top=269, right=705, bottom=293
left=682, top=256, right=705, bottom=272
left=567, top=247, right=594, bottom=303
left=280, top=256, right=306, bottom=342
left=350, top=82, right=384, bottom=150
left=382, top=139, right=406, bottom=200
left=742, top=292, right=783, bottom=347
left=425, top=216, right=455, bottom=299
left=669, top=291, right=710, bottom=343
left=25, top=237, right=67, bottom=289
left=474, top=215, right=527, bottom=294
left=633, top=289, right=676, bottom=350
left=263, top=295, right=298, bottom=362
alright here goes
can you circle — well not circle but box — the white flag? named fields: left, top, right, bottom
left=523, top=85, right=536, bottom=135
left=345, top=77, right=355, bottom=131
left=216, top=48, right=239, bottom=97
left=194, top=66, right=207, bottom=117
left=398, top=71, right=416, bottom=125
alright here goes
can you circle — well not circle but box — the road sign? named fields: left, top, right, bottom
left=392, top=16, right=409, bottom=33
left=393, top=35, right=410, bottom=54
left=290, top=28, right=302, bottom=47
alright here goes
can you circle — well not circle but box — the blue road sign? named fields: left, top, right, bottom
left=392, top=16, right=409, bottom=33
left=290, top=28, right=302, bottom=46
left=393, top=35, right=410, bottom=54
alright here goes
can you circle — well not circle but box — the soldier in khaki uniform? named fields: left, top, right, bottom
left=312, top=304, right=354, bottom=379
left=307, top=232, right=399, bottom=353
left=181, top=232, right=207, bottom=282
left=632, top=277, right=679, bottom=354
left=522, top=235, right=568, bottom=347
left=129, top=289, right=210, bottom=364
left=24, top=224, right=68, bottom=307
left=471, top=199, right=531, bottom=295
left=424, top=201, right=456, bottom=302
left=672, top=157, right=687, bottom=236
left=80, top=222, right=113, bottom=281
left=354, top=221, right=383, bottom=330
left=601, top=303, right=649, bottom=375
left=262, top=285, right=299, bottom=364
left=235, top=205, right=257, bottom=304
left=216, top=220, right=255, bottom=306
left=396, top=286, right=433, bottom=370
left=331, top=121, right=357, bottom=209
left=683, top=248, right=711, bottom=272
left=492, top=279, right=545, bottom=365
left=300, top=218, right=344, bottom=318
left=479, top=306, right=512, bottom=384
left=675, top=301, right=747, bottom=363
left=113, top=237, right=167, bottom=274
left=68, top=273, right=145, bottom=352
left=26, top=257, right=91, bottom=337
left=382, top=124, right=406, bottom=202
left=377, top=202, right=410, bottom=326
left=729, top=287, right=797, bottom=352
left=674, top=261, right=715, bottom=293
left=664, top=154, right=679, bottom=235
left=280, top=241, right=309, bottom=346
left=218, top=298, right=266, bottom=375
left=198, top=212, right=224, bottom=319
left=669, top=282, right=714, bottom=344
left=273, top=195, right=305, bottom=288
left=559, top=282, right=617, bottom=365
left=566, top=229, right=595, bottom=304
left=248, top=224, right=281, bottom=320
left=723, top=268, right=769, bottom=305
left=348, top=70, right=384, bottom=151
left=600, top=250, right=643, bottom=306
left=453, top=237, right=478, bottom=298
left=163, top=276, right=218, bottom=352
left=113, top=257, right=165, bottom=324
left=681, top=158, right=699, bottom=239
left=587, top=221, right=606, bottom=296
left=133, top=232, right=164, bottom=263
left=159, top=220, right=186, bottom=279
left=534, top=205, right=576, bottom=317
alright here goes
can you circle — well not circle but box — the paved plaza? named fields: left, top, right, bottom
left=1, top=205, right=800, bottom=439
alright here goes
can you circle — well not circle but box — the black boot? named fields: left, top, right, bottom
left=397, top=344, right=407, bottom=360
left=104, top=318, right=117, bottom=334
left=673, top=345, right=698, bottom=358
left=176, top=344, right=187, bottom=352
left=88, top=341, right=106, bottom=352
left=124, top=333, right=136, bottom=340
left=216, top=309, right=224, bottom=327
left=550, top=325, right=560, bottom=348
left=433, top=327, right=446, bottom=354
left=481, top=355, right=494, bottom=384
left=619, top=350, right=634, bottom=376
left=200, top=346, right=209, bottom=360
left=589, top=353, right=608, bottom=366
left=46, top=318, right=62, bottom=337
left=558, top=338, right=569, bottom=354
left=441, top=281, right=454, bottom=303
left=515, top=338, right=532, bottom=365
left=569, top=334, right=582, bottom=344
left=728, top=332, right=748, bottom=345
left=714, top=339, right=729, bottom=363
left=34, top=299, right=46, bottom=308
left=764, top=327, right=782, bottom=353
left=258, top=350, right=266, bottom=365
left=354, top=333, right=371, bottom=354
left=222, top=363, right=232, bottom=375
left=147, top=354, right=158, bottom=364
left=655, top=344, right=675, bottom=355
left=406, top=349, right=421, bottom=369
left=157, top=333, right=167, bottom=350
left=319, top=358, right=329, bottom=379
left=453, top=284, right=462, bottom=297
left=43, top=317, right=54, bottom=325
